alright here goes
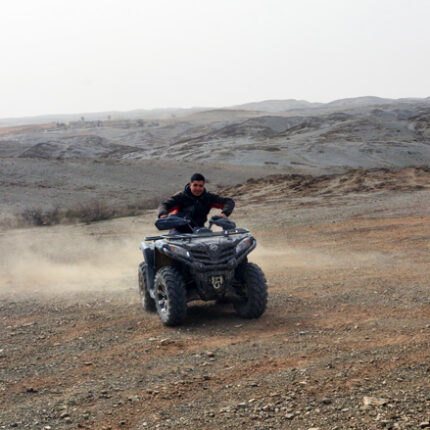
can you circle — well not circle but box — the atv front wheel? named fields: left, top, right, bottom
left=138, top=262, right=156, bottom=312
left=234, top=262, right=268, bottom=319
left=154, top=267, right=187, bottom=326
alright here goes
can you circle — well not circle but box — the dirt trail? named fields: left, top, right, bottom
left=1, top=189, right=430, bottom=430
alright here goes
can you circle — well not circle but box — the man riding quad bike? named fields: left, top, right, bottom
left=137, top=173, right=268, bottom=326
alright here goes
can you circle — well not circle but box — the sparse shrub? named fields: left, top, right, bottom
left=20, top=207, right=61, bottom=226
left=16, top=196, right=167, bottom=228
left=21, top=209, right=44, bottom=226
left=65, top=201, right=115, bottom=224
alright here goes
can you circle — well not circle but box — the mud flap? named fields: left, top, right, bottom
left=143, top=247, right=156, bottom=298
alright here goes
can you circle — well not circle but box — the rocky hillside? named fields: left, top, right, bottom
left=1, top=97, right=430, bottom=179
left=220, top=167, right=430, bottom=204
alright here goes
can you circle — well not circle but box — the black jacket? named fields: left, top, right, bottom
left=158, top=184, right=235, bottom=228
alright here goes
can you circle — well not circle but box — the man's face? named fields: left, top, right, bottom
left=190, top=180, right=205, bottom=197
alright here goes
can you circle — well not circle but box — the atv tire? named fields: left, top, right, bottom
left=138, top=262, right=156, bottom=312
left=154, top=266, right=187, bottom=326
left=234, top=262, right=268, bottom=319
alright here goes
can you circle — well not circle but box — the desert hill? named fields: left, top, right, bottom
left=1, top=97, right=430, bottom=171
left=1, top=96, right=430, bottom=225
left=2, top=95, right=429, bottom=127
left=230, top=99, right=322, bottom=112
left=18, top=135, right=140, bottom=160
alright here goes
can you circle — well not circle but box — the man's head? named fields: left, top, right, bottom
left=189, top=173, right=205, bottom=197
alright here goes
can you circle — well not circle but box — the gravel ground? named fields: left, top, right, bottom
left=1, top=186, right=429, bottom=430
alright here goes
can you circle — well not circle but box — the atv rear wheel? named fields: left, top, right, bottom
left=154, top=266, right=187, bottom=326
left=234, top=262, right=268, bottom=319
left=138, top=262, right=156, bottom=312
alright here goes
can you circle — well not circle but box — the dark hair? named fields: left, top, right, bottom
left=190, top=173, right=205, bottom=182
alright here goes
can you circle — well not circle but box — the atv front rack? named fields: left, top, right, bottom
left=144, top=228, right=249, bottom=242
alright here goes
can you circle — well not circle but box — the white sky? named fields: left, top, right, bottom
left=1, top=0, right=430, bottom=118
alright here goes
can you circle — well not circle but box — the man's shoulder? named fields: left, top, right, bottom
left=169, top=189, right=188, bottom=200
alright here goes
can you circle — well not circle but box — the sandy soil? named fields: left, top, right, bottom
left=1, top=174, right=429, bottom=429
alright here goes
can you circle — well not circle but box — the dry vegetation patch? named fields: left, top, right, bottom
left=14, top=198, right=162, bottom=227
left=221, top=167, right=430, bottom=201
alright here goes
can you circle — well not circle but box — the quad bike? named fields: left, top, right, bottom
left=138, top=215, right=268, bottom=326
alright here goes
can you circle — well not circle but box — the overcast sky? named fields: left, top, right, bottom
left=1, top=0, right=430, bottom=118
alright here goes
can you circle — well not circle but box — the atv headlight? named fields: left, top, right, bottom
left=167, top=244, right=190, bottom=258
left=235, top=237, right=252, bottom=255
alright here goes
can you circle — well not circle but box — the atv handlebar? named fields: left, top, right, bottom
left=147, top=214, right=243, bottom=241
left=154, top=215, right=236, bottom=232
left=154, top=215, right=191, bottom=231
left=208, top=215, right=236, bottom=231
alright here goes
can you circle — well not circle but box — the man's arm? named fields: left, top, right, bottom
left=208, top=193, right=235, bottom=217
left=157, top=192, right=182, bottom=218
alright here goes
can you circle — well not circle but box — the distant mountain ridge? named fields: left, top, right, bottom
left=326, top=96, right=430, bottom=108
left=231, top=96, right=430, bottom=112
left=229, top=99, right=322, bottom=112
left=0, top=107, right=207, bottom=127
left=2, top=96, right=430, bottom=175
left=1, top=96, right=430, bottom=127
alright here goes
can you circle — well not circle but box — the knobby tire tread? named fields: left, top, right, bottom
left=154, top=266, right=187, bottom=326
left=234, top=262, right=268, bottom=319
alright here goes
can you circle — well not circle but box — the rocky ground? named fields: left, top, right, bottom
left=1, top=170, right=429, bottom=430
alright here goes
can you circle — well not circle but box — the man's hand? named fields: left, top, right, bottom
left=159, top=214, right=168, bottom=219
left=219, top=213, right=228, bottom=218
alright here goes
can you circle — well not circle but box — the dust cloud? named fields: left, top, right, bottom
left=0, top=221, right=385, bottom=298
left=0, top=224, right=144, bottom=297
left=251, top=245, right=384, bottom=273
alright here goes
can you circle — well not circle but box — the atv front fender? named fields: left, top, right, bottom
left=139, top=242, right=156, bottom=297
